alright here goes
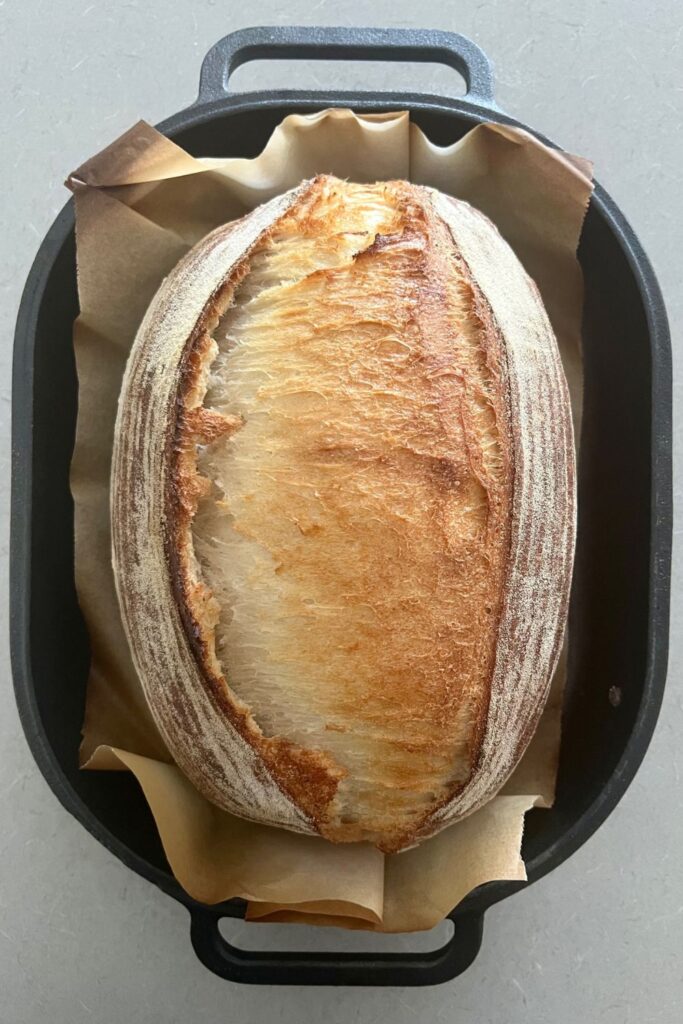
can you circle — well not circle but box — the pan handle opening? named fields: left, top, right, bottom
left=189, top=906, right=484, bottom=986
left=197, top=26, right=495, bottom=108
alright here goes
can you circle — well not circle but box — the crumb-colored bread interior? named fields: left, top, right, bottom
left=184, top=178, right=512, bottom=847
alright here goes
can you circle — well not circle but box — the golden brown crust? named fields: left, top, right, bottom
left=170, top=178, right=515, bottom=846
left=112, top=174, right=575, bottom=851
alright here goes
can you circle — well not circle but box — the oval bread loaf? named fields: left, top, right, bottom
left=111, top=175, right=575, bottom=853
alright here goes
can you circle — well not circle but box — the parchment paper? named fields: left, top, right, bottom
left=69, top=110, right=592, bottom=932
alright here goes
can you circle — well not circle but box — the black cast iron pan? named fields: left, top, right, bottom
left=10, top=26, right=672, bottom=986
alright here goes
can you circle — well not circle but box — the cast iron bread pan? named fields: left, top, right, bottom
left=10, top=26, right=672, bottom=986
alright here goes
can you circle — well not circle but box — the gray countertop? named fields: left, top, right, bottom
left=2, top=2, right=681, bottom=1021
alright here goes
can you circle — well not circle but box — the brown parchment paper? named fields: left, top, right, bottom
left=70, top=110, right=592, bottom=932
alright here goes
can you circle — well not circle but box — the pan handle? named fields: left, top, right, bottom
left=197, top=26, right=495, bottom=107
left=189, top=906, right=484, bottom=986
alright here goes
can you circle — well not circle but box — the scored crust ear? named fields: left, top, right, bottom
left=409, top=190, right=575, bottom=848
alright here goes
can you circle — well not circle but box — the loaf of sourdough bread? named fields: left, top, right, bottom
left=111, top=175, right=575, bottom=853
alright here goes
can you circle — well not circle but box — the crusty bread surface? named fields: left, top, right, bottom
left=111, top=175, right=575, bottom=852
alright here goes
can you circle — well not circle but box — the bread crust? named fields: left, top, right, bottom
left=111, top=176, right=575, bottom=851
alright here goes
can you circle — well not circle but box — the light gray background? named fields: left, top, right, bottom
left=2, top=2, right=681, bottom=1022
